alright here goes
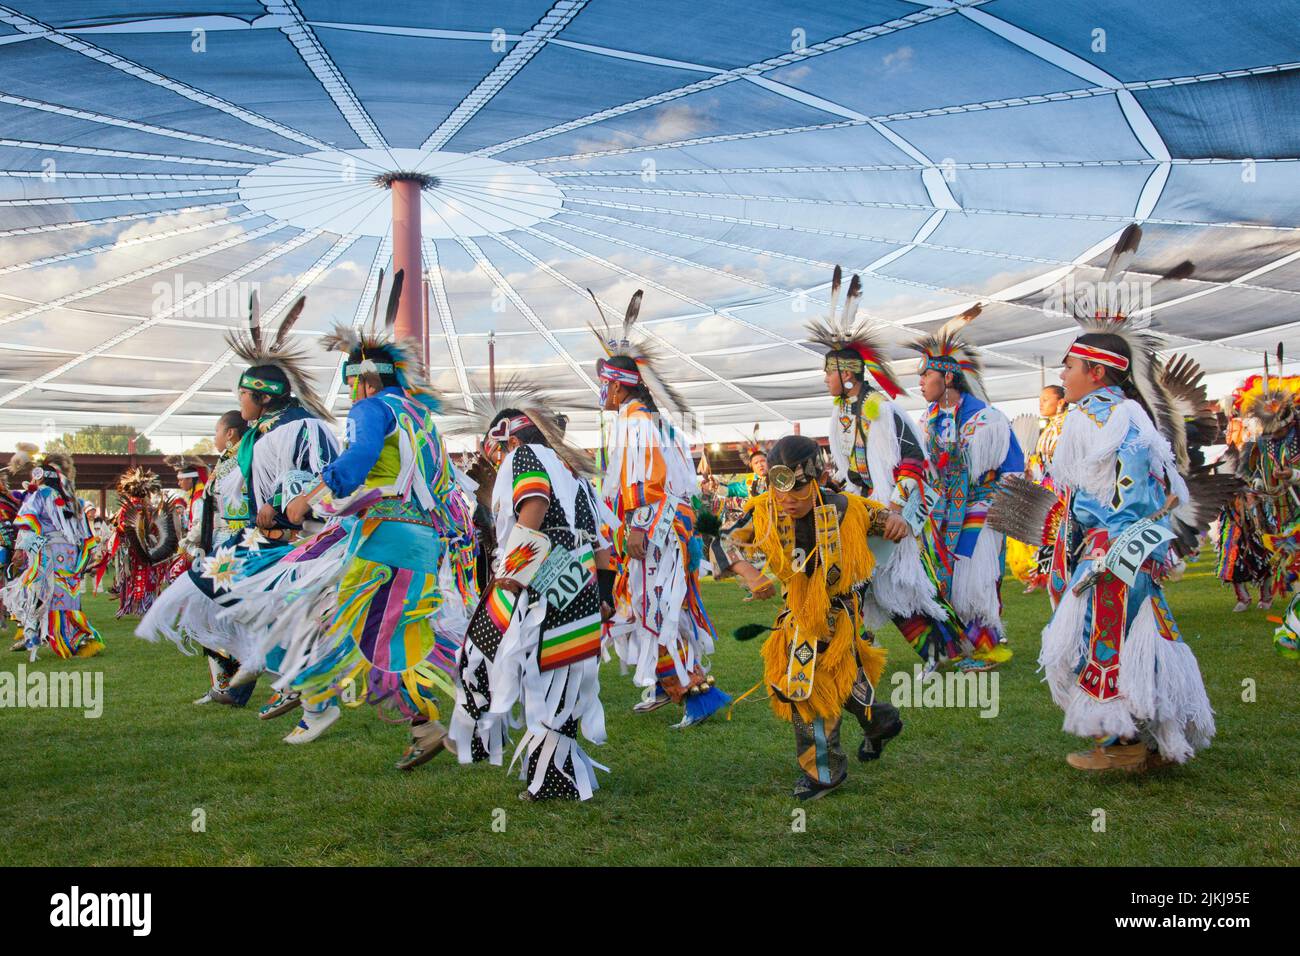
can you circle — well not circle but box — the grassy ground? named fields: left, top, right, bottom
left=2, top=558, right=1296, bottom=867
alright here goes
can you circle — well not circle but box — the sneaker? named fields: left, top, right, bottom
left=859, top=717, right=903, bottom=762
left=793, top=773, right=846, bottom=802
left=632, top=685, right=672, bottom=714
left=283, top=704, right=340, bottom=744
left=258, top=690, right=301, bottom=720
left=1065, top=741, right=1149, bottom=773
left=395, top=721, right=455, bottom=771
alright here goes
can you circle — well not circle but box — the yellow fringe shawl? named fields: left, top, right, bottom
left=745, top=491, right=888, bottom=722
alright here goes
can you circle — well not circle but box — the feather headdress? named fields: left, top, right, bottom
left=226, top=289, right=334, bottom=423
left=1162, top=353, right=1223, bottom=452
left=737, top=422, right=766, bottom=468
left=1063, top=223, right=1198, bottom=472
left=1232, top=344, right=1299, bottom=436
left=588, top=288, right=694, bottom=428
left=805, top=265, right=903, bottom=398
left=6, top=441, right=75, bottom=486
left=116, top=466, right=161, bottom=500
left=907, top=303, right=987, bottom=400
left=467, top=375, right=596, bottom=480
left=320, top=268, right=441, bottom=414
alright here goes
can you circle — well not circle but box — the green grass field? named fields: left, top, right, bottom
left=2, top=559, right=1296, bottom=867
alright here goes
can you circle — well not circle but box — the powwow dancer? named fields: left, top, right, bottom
left=716, top=436, right=899, bottom=800
left=1264, top=518, right=1300, bottom=658
left=703, top=425, right=769, bottom=527
left=104, top=468, right=183, bottom=617
left=164, top=454, right=209, bottom=582
left=590, top=289, right=730, bottom=726
left=988, top=226, right=1230, bottom=772
left=1233, top=355, right=1300, bottom=608
left=137, top=292, right=339, bottom=735
left=451, top=383, right=611, bottom=801
left=807, top=265, right=968, bottom=671
left=1, top=461, right=22, bottom=649
left=0, top=446, right=103, bottom=661
left=1024, top=385, right=1069, bottom=600
left=909, top=307, right=1025, bottom=670
left=185, top=412, right=256, bottom=706
left=228, top=271, right=478, bottom=766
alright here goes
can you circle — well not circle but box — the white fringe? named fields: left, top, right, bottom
left=606, top=507, right=698, bottom=688
left=1050, top=398, right=1188, bottom=505
left=450, top=591, right=537, bottom=767
left=951, top=524, right=1005, bottom=631
left=135, top=573, right=240, bottom=658
left=870, top=534, right=947, bottom=621
left=1045, top=586, right=1215, bottom=763
left=212, top=526, right=351, bottom=679
left=508, top=654, right=606, bottom=800
left=449, top=638, right=509, bottom=767
left=1038, top=582, right=1089, bottom=709
left=601, top=404, right=697, bottom=507
left=1120, top=602, right=1215, bottom=762
left=962, top=405, right=1013, bottom=477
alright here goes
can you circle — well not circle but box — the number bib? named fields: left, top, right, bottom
left=532, top=543, right=595, bottom=612
left=1103, top=517, right=1175, bottom=587
left=533, top=544, right=602, bottom=672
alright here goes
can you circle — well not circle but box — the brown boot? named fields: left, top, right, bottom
left=395, top=720, right=452, bottom=771
left=1065, top=741, right=1149, bottom=773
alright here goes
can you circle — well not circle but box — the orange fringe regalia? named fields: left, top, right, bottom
left=737, top=489, right=887, bottom=723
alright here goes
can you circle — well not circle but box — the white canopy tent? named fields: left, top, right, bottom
left=0, top=0, right=1297, bottom=451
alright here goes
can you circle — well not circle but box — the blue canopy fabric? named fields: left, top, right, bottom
left=0, top=0, right=1297, bottom=438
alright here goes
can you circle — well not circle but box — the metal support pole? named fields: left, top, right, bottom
left=390, top=178, right=423, bottom=346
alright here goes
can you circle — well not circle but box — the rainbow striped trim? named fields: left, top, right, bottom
left=486, top=586, right=516, bottom=633
left=14, top=513, right=42, bottom=535
left=655, top=651, right=676, bottom=681
left=538, top=612, right=602, bottom=671
left=513, top=469, right=550, bottom=507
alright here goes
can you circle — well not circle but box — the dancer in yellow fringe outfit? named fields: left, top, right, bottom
left=715, top=435, right=898, bottom=801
